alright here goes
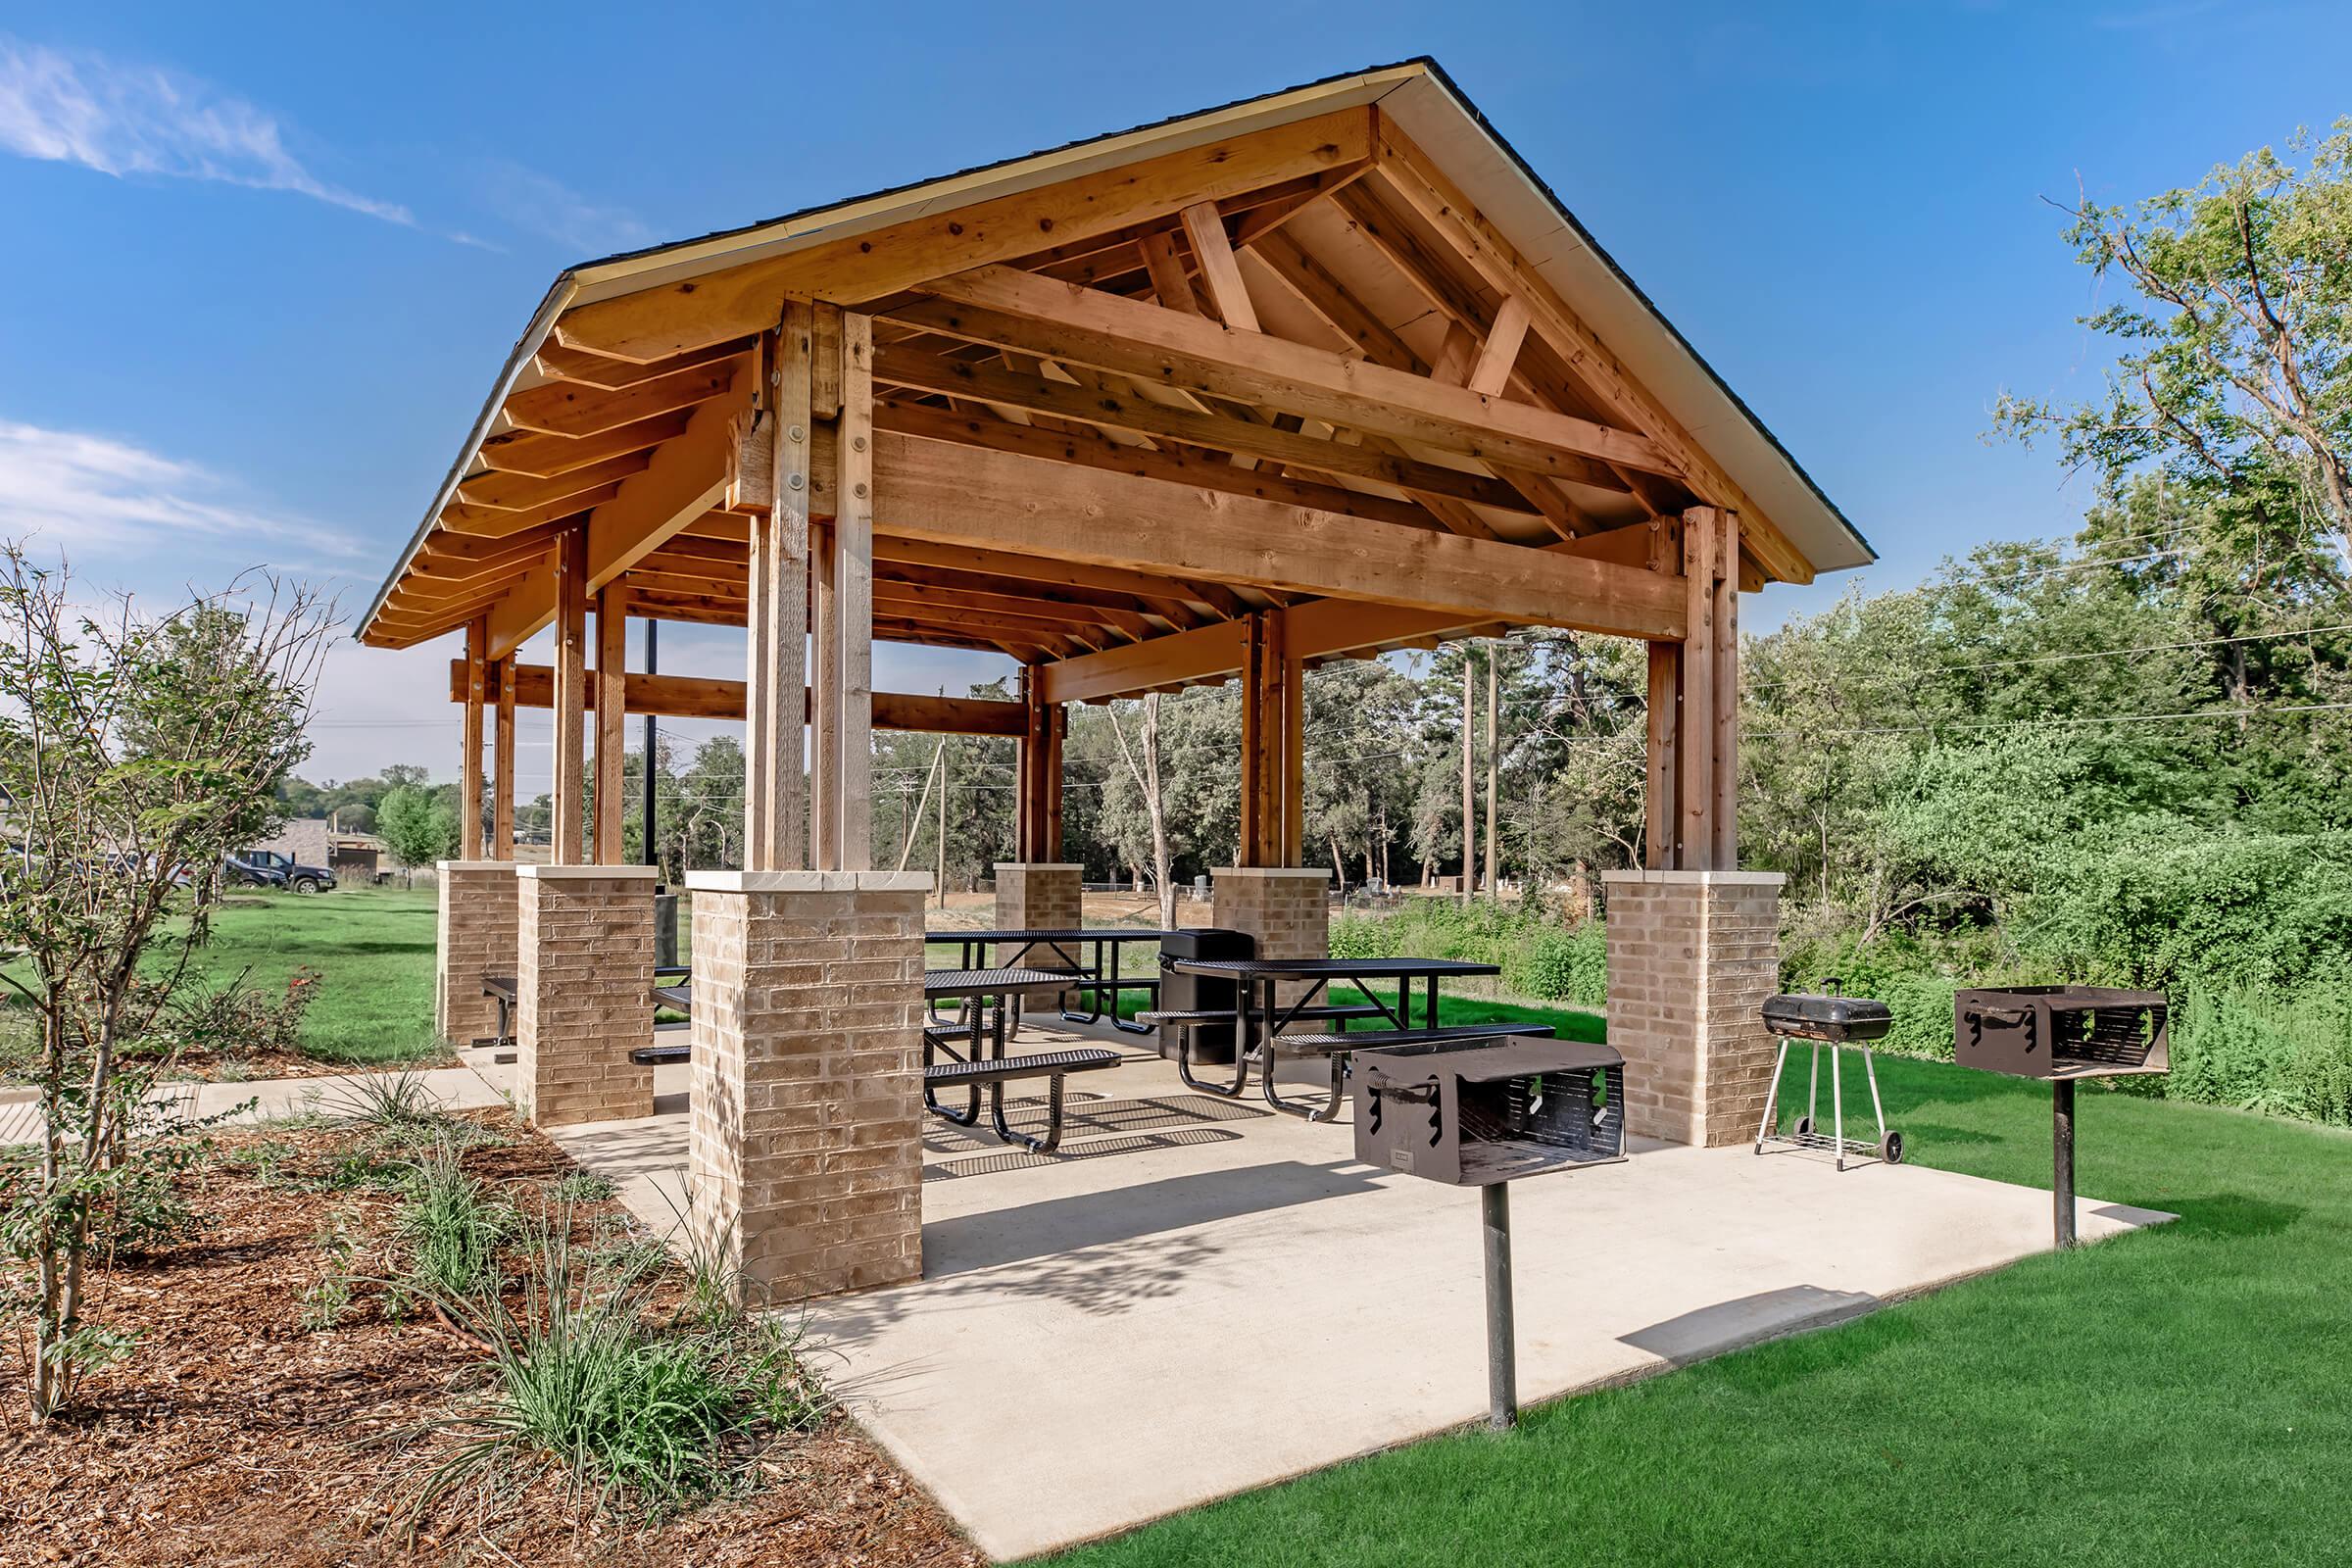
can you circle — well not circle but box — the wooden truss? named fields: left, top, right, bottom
left=390, top=94, right=1797, bottom=871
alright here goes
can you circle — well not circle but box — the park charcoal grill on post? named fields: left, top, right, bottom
left=1954, top=986, right=2169, bottom=1248
left=1353, top=1034, right=1629, bottom=1432
left=1354, top=1037, right=1628, bottom=1185
left=1953, top=986, right=2169, bottom=1079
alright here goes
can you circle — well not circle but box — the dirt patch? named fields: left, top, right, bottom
left=0, top=1115, right=980, bottom=1568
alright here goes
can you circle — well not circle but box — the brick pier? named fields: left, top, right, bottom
left=993, top=861, right=1084, bottom=1004
left=1600, top=869, right=1785, bottom=1147
left=435, top=860, right=518, bottom=1047
left=514, top=864, right=657, bottom=1127
left=684, top=870, right=930, bottom=1304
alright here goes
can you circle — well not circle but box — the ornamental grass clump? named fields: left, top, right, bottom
left=393, top=1138, right=513, bottom=1301
left=396, top=1205, right=830, bottom=1526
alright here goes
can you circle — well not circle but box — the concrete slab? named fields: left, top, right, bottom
left=0, top=1064, right=509, bottom=1146
left=505, top=1030, right=2177, bottom=1561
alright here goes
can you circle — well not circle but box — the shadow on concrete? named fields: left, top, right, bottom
left=1617, top=1282, right=1881, bottom=1366
left=923, top=1157, right=1388, bottom=1281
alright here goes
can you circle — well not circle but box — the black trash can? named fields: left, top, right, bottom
left=1155, top=927, right=1255, bottom=1064
left=653, top=890, right=680, bottom=970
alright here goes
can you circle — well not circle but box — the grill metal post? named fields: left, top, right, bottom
left=1482, top=1181, right=1517, bottom=1431
left=2052, top=1078, right=2077, bottom=1249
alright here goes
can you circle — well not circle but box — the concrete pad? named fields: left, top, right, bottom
left=0, top=1065, right=509, bottom=1146
left=505, top=1030, right=2176, bottom=1562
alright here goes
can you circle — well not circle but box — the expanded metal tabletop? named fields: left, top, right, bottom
left=925, top=928, right=1180, bottom=1037
left=1161, top=956, right=1501, bottom=980
left=924, top=927, right=1184, bottom=945
left=922, top=966, right=1085, bottom=1000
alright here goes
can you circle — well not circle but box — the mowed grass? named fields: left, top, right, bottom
left=167, top=883, right=448, bottom=1066
left=1045, top=1051, right=2352, bottom=1566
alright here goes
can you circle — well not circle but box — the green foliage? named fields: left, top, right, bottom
left=1331, top=901, right=1606, bottom=1007
left=2170, top=983, right=2352, bottom=1126
left=394, top=1206, right=831, bottom=1525
left=376, top=784, right=459, bottom=872
left=393, top=1138, right=514, bottom=1300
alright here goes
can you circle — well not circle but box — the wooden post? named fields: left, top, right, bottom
left=1483, top=642, right=1499, bottom=896
left=551, top=524, right=589, bottom=865
left=594, top=586, right=628, bottom=864
left=1045, top=702, right=1066, bottom=862
left=1460, top=653, right=1476, bottom=904
left=1678, top=507, right=1719, bottom=871
left=492, top=655, right=515, bottom=860
left=1642, top=515, right=1681, bottom=870
left=460, top=617, right=487, bottom=858
left=836, top=312, right=876, bottom=871
left=809, top=508, right=839, bottom=869
left=1237, top=613, right=1267, bottom=867
left=1277, top=609, right=1302, bottom=866
left=1015, top=667, right=1042, bottom=861
left=1711, top=511, right=1740, bottom=871
left=747, top=304, right=813, bottom=872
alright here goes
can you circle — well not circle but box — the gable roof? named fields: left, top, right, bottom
left=362, top=58, right=1868, bottom=655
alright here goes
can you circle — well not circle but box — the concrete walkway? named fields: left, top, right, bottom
left=0, top=1064, right=507, bottom=1146
left=537, top=1030, right=2174, bottom=1561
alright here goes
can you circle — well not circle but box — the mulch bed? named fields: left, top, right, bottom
left=0, top=1114, right=982, bottom=1568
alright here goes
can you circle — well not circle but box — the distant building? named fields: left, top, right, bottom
left=254, top=818, right=386, bottom=882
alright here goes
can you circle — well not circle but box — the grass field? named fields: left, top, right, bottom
left=161, top=883, right=447, bottom=1068
left=1044, top=1051, right=2352, bottom=1566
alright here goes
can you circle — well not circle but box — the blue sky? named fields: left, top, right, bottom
left=3, top=1, right=2346, bottom=789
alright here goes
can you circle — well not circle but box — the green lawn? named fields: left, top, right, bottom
left=1046, top=1051, right=2352, bottom=1566
left=165, top=883, right=448, bottom=1067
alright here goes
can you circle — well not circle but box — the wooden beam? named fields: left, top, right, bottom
left=503, top=360, right=743, bottom=439
left=492, top=655, right=515, bottom=859
left=877, top=394, right=1446, bottom=533
left=1368, top=127, right=1814, bottom=583
left=1139, top=230, right=1201, bottom=316
left=909, top=265, right=1681, bottom=481
left=1179, top=201, right=1260, bottom=332
left=450, top=661, right=1024, bottom=733
left=554, top=108, right=1374, bottom=362
left=439, top=486, right=620, bottom=540
left=594, top=587, right=628, bottom=863
left=1642, top=515, right=1680, bottom=869
left=483, top=366, right=752, bottom=660
left=1465, top=295, right=1531, bottom=398
left=551, top=526, right=589, bottom=864
left=865, top=429, right=1685, bottom=641
left=460, top=618, right=487, bottom=858
left=873, top=532, right=1248, bottom=618
left=812, top=310, right=877, bottom=870
left=476, top=410, right=694, bottom=479
left=873, top=334, right=1563, bottom=509
left=457, top=452, right=654, bottom=513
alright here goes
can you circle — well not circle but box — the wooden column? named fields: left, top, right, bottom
left=1044, top=702, right=1066, bottom=862
left=1237, top=612, right=1274, bottom=867
left=808, top=307, right=875, bottom=871
left=747, top=305, right=812, bottom=872
left=1711, top=511, right=1741, bottom=871
left=1278, top=610, right=1303, bottom=866
left=1016, top=667, right=1043, bottom=861
left=491, top=654, right=515, bottom=860
left=594, top=586, right=628, bottom=864
left=1642, top=515, right=1681, bottom=870
left=460, top=617, right=487, bottom=858
left=1677, top=507, right=1719, bottom=870
left=551, top=523, right=589, bottom=865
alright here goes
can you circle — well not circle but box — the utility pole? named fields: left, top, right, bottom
left=936, top=742, right=950, bottom=910
left=1460, top=653, right=1475, bottom=906
left=1484, top=642, right=1499, bottom=900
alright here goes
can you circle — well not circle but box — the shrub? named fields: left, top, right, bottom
left=395, top=1139, right=514, bottom=1300
left=2170, top=982, right=2352, bottom=1126
left=1502, top=923, right=1608, bottom=1007
left=398, top=1207, right=830, bottom=1523
left=1328, top=898, right=1606, bottom=1005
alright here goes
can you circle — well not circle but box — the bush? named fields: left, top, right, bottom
left=1329, top=898, right=1605, bottom=1006
left=1502, top=923, right=1608, bottom=1007
left=2170, top=982, right=2352, bottom=1126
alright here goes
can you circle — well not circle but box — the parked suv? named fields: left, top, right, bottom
left=223, top=849, right=336, bottom=894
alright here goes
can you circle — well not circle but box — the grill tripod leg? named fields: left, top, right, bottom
left=1754, top=1039, right=1792, bottom=1153
left=1833, top=1043, right=1847, bottom=1172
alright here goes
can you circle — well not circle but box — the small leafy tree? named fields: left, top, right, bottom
left=377, top=783, right=459, bottom=884
left=0, top=548, right=332, bottom=1417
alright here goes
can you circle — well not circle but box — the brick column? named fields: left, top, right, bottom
left=1212, top=868, right=1332, bottom=1039
left=994, top=861, right=1083, bottom=1005
left=1600, top=869, right=1784, bottom=1147
left=514, top=864, right=657, bottom=1127
left=435, top=860, right=518, bottom=1046
left=685, top=870, right=929, bottom=1304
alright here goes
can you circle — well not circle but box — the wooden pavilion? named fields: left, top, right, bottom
left=365, top=60, right=1870, bottom=1298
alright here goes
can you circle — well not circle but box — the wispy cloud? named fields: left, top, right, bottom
left=472, top=158, right=653, bottom=255
left=0, top=417, right=369, bottom=567
left=0, top=35, right=414, bottom=225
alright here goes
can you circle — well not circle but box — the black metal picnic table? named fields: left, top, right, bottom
left=924, top=927, right=1183, bottom=1036
left=920, top=966, right=1121, bottom=1152
left=1157, top=956, right=1506, bottom=1117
